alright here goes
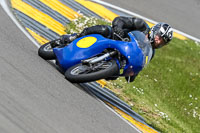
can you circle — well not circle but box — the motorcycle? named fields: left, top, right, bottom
left=38, top=31, right=153, bottom=83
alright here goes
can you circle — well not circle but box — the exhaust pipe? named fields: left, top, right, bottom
left=85, top=51, right=117, bottom=64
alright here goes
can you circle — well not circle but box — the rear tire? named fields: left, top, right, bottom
left=65, top=60, right=119, bottom=83
left=38, top=41, right=56, bottom=60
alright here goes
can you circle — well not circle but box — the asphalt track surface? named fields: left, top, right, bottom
left=103, top=0, right=200, bottom=40
left=0, top=5, right=139, bottom=133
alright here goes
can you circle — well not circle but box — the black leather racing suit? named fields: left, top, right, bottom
left=78, top=16, right=150, bottom=40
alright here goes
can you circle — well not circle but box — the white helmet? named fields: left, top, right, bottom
left=149, top=23, right=173, bottom=47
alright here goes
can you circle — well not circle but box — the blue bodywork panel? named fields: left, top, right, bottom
left=53, top=31, right=152, bottom=76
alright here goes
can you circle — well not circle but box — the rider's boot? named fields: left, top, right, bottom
left=60, top=33, right=78, bottom=45
left=50, top=33, right=78, bottom=48
left=50, top=39, right=62, bottom=48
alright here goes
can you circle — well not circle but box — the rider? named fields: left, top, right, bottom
left=58, top=16, right=173, bottom=82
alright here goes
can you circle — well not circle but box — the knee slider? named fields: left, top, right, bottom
left=100, top=25, right=111, bottom=37
left=134, top=18, right=145, bottom=30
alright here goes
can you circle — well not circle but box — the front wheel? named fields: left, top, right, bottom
left=65, top=60, right=119, bottom=83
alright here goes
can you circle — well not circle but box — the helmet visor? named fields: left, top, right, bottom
left=153, top=33, right=167, bottom=48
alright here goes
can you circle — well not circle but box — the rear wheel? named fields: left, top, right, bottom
left=38, top=41, right=56, bottom=60
left=65, top=60, right=119, bottom=83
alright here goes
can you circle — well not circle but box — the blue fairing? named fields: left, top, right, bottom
left=108, top=37, right=144, bottom=76
left=53, top=31, right=152, bottom=76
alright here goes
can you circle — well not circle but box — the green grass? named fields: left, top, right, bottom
left=66, top=16, right=200, bottom=133
left=65, top=15, right=111, bottom=34
left=107, top=38, right=200, bottom=133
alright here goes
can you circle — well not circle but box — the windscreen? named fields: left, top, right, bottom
left=129, top=31, right=153, bottom=66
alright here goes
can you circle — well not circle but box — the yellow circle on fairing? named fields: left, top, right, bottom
left=76, top=37, right=97, bottom=48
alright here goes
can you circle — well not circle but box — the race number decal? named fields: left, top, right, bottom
left=145, top=56, right=149, bottom=64
left=77, top=37, right=97, bottom=48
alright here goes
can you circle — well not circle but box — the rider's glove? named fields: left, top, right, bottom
left=113, top=27, right=124, bottom=39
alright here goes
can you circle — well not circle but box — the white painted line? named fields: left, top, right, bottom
left=91, top=0, right=200, bottom=42
left=94, top=94, right=142, bottom=133
left=0, top=0, right=41, bottom=48
left=103, top=102, right=142, bottom=133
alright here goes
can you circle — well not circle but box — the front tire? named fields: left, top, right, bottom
left=65, top=60, right=119, bottom=83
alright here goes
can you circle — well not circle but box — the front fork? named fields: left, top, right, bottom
left=81, top=50, right=124, bottom=78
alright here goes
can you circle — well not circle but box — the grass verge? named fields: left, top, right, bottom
left=66, top=16, right=200, bottom=133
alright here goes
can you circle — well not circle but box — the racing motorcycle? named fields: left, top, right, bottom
left=38, top=31, right=153, bottom=83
